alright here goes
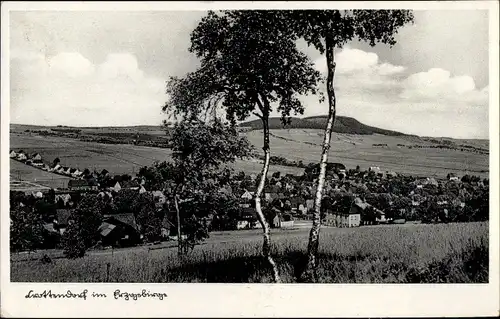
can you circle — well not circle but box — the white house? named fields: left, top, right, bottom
left=17, top=153, right=27, bottom=161
left=241, top=190, right=253, bottom=200
left=112, top=182, right=122, bottom=192
left=9, top=150, right=17, bottom=158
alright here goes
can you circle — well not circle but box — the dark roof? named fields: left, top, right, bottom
left=68, top=179, right=89, bottom=188
left=56, top=209, right=74, bottom=226
left=103, top=213, right=139, bottom=230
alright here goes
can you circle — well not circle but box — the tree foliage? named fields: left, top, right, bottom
left=10, top=206, right=44, bottom=253
left=62, top=194, right=104, bottom=258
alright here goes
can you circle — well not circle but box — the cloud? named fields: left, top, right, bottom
left=10, top=50, right=166, bottom=126
left=302, top=48, right=489, bottom=139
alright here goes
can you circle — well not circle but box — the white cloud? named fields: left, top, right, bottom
left=10, top=50, right=166, bottom=126
left=400, top=68, right=483, bottom=102
left=303, top=48, right=489, bottom=139
left=48, top=52, right=95, bottom=78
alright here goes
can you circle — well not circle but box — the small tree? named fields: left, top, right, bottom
left=62, top=194, right=104, bottom=258
left=10, top=206, right=44, bottom=253
left=155, top=120, right=252, bottom=255
left=134, top=192, right=163, bottom=243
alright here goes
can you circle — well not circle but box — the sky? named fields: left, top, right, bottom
left=9, top=10, right=490, bottom=138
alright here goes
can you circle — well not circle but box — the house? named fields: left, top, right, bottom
left=52, top=164, right=61, bottom=172
left=122, top=180, right=140, bottom=190
left=71, top=169, right=82, bottom=177
left=236, top=207, right=261, bottom=229
left=32, top=161, right=44, bottom=167
left=237, top=220, right=250, bottom=229
left=55, top=194, right=72, bottom=206
left=241, top=190, right=254, bottom=200
left=102, top=213, right=141, bottom=247
left=31, top=153, right=42, bottom=161
left=138, top=185, right=147, bottom=194
left=325, top=198, right=363, bottom=228
left=17, top=152, right=27, bottom=161
left=64, top=167, right=72, bottom=175
left=68, top=179, right=90, bottom=190
left=111, top=182, right=122, bottom=192
left=9, top=150, right=17, bottom=158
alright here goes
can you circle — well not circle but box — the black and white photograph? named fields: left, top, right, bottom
left=1, top=1, right=499, bottom=317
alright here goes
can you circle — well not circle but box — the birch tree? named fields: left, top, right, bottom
left=164, top=10, right=321, bottom=282
left=287, top=9, right=414, bottom=281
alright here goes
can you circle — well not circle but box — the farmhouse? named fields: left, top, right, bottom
left=102, top=214, right=141, bottom=247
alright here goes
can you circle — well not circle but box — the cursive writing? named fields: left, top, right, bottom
left=25, top=289, right=88, bottom=300
left=114, top=289, right=168, bottom=301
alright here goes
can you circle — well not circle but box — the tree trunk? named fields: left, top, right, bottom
left=254, top=112, right=281, bottom=283
left=303, top=37, right=337, bottom=282
left=174, top=194, right=182, bottom=256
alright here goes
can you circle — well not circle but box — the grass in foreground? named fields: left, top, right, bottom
left=11, top=222, right=488, bottom=283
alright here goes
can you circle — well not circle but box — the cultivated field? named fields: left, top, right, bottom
left=11, top=222, right=489, bottom=283
left=10, top=127, right=488, bottom=188
left=9, top=132, right=304, bottom=181
left=247, top=129, right=489, bottom=178
left=10, top=159, right=73, bottom=189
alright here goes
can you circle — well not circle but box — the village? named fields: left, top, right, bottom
left=9, top=148, right=489, bottom=252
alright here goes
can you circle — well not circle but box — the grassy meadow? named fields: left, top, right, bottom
left=11, top=222, right=489, bottom=283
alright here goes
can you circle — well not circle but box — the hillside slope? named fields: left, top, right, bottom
left=240, top=115, right=409, bottom=136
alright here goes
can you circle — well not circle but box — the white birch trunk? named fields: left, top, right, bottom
left=303, top=37, right=337, bottom=282
left=254, top=114, right=281, bottom=283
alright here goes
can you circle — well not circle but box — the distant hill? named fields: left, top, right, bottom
left=239, top=115, right=409, bottom=136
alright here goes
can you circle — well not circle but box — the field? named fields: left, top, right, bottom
left=246, top=129, right=488, bottom=178
left=9, top=126, right=489, bottom=188
left=10, top=159, right=73, bottom=189
left=11, top=222, right=489, bottom=283
left=9, top=132, right=304, bottom=180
